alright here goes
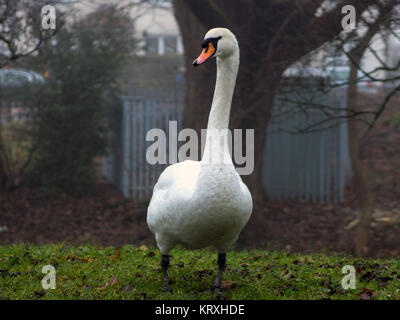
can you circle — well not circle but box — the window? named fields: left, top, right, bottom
left=145, top=35, right=181, bottom=55
left=146, top=36, right=159, bottom=54
left=164, top=36, right=177, bottom=54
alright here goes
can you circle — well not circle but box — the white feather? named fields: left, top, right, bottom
left=147, top=28, right=252, bottom=255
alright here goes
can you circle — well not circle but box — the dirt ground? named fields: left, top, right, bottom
left=0, top=175, right=399, bottom=259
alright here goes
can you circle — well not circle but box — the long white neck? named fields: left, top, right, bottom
left=207, top=53, right=239, bottom=130
left=202, top=51, right=239, bottom=165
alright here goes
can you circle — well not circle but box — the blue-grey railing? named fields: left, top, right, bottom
left=103, top=86, right=351, bottom=203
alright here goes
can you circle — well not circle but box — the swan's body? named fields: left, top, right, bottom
left=147, top=159, right=252, bottom=252
left=147, top=28, right=252, bottom=292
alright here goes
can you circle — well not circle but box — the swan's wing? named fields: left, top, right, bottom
left=235, top=171, right=253, bottom=217
left=240, top=179, right=253, bottom=212
left=147, top=160, right=201, bottom=233
left=152, top=160, right=200, bottom=193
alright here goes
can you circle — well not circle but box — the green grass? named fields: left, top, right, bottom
left=0, top=244, right=399, bottom=300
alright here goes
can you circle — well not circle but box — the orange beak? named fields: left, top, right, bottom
left=193, top=42, right=216, bottom=67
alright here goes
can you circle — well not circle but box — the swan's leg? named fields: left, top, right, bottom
left=161, top=254, right=172, bottom=292
left=212, top=253, right=226, bottom=292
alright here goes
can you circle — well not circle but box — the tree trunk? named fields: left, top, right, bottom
left=347, top=54, right=375, bottom=257
left=344, top=6, right=391, bottom=255
left=0, top=129, right=8, bottom=193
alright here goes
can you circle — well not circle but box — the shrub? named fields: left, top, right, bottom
left=26, top=5, right=136, bottom=194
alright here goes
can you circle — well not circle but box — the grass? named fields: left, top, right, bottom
left=0, top=244, right=399, bottom=300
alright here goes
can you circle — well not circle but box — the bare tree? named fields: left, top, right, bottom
left=342, top=2, right=399, bottom=256
left=0, top=0, right=68, bottom=67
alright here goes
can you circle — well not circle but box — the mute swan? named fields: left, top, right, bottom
left=147, top=28, right=252, bottom=293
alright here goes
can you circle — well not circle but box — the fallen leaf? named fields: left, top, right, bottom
left=360, top=292, right=371, bottom=300
left=64, top=253, right=95, bottom=262
left=113, top=248, right=121, bottom=260
left=360, top=287, right=377, bottom=300
left=220, top=280, right=236, bottom=290
left=139, top=245, right=148, bottom=251
left=110, top=248, right=121, bottom=260
left=97, top=276, right=119, bottom=291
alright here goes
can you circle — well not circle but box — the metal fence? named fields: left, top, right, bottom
left=103, top=86, right=351, bottom=203
left=103, top=86, right=184, bottom=198
left=263, top=88, right=351, bottom=203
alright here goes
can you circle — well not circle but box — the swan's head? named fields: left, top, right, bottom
left=193, top=28, right=238, bottom=67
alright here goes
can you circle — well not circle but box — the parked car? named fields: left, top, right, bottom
left=0, top=69, right=45, bottom=88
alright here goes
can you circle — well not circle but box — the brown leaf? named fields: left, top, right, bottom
left=194, top=269, right=213, bottom=279
left=360, top=292, right=371, bottom=300
left=97, top=276, right=119, bottom=291
left=360, top=287, right=377, bottom=300
left=220, top=280, right=236, bottom=290
left=111, top=248, right=121, bottom=260
left=64, top=253, right=95, bottom=262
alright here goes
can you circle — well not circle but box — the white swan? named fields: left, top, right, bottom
left=147, top=28, right=252, bottom=292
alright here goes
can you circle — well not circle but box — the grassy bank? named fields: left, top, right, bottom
left=0, top=244, right=399, bottom=300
